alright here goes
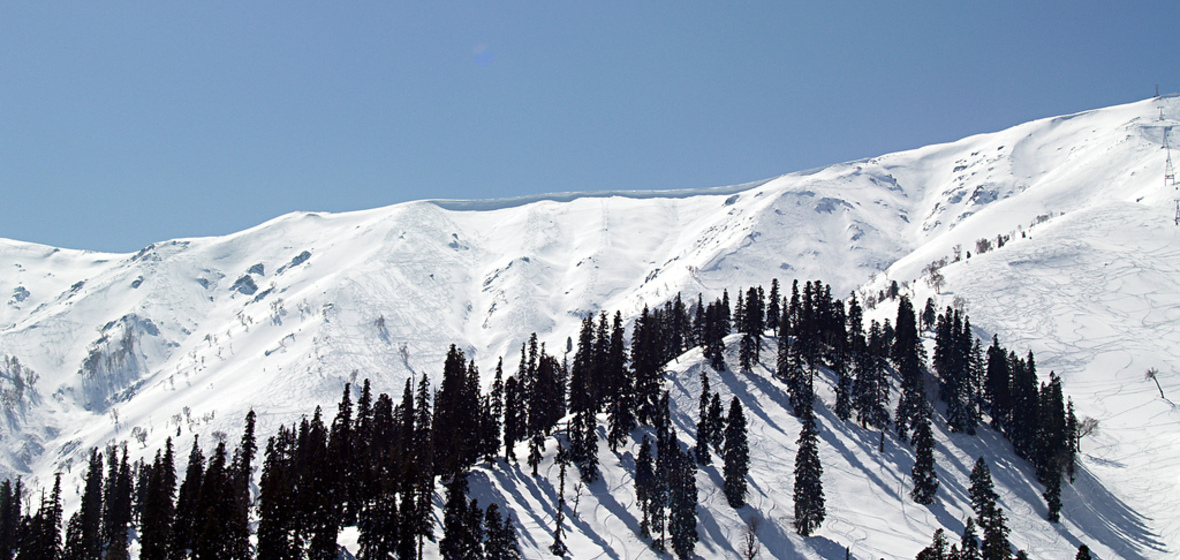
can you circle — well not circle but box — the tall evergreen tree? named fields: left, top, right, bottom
left=357, top=485, right=397, bottom=560
left=910, top=411, right=938, bottom=505
left=483, top=504, right=522, bottom=560
left=23, top=474, right=63, bottom=560
left=893, top=296, right=926, bottom=443
left=922, top=298, right=937, bottom=331
left=440, top=475, right=480, bottom=560
left=767, top=279, right=781, bottom=332
left=722, top=398, right=749, bottom=508
left=916, top=529, right=949, bottom=560
left=412, top=374, right=435, bottom=559
left=549, top=445, right=570, bottom=557
left=793, top=402, right=825, bottom=536
left=527, top=433, right=544, bottom=477
left=503, top=376, right=521, bottom=463
left=702, top=300, right=728, bottom=371
left=777, top=320, right=811, bottom=416
left=667, top=447, right=698, bottom=560
left=855, top=320, right=891, bottom=432
left=140, top=440, right=175, bottom=560
left=225, top=411, right=256, bottom=560
left=489, top=359, right=505, bottom=462
left=984, top=336, right=1011, bottom=431
left=960, top=517, right=981, bottom=560
left=0, top=478, right=19, bottom=560
left=605, top=312, right=634, bottom=452
left=568, top=317, right=601, bottom=482
left=632, top=306, right=667, bottom=424
left=102, top=447, right=133, bottom=560
left=635, top=436, right=656, bottom=540
left=435, top=345, right=478, bottom=481
left=970, top=458, right=1010, bottom=560
left=170, top=436, right=204, bottom=560
left=71, top=449, right=104, bottom=560
left=707, top=393, right=725, bottom=456
left=192, top=441, right=233, bottom=560
left=695, top=371, right=712, bottom=465
left=257, top=428, right=298, bottom=560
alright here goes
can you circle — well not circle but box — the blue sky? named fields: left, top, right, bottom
left=2, top=2, right=1177, bottom=252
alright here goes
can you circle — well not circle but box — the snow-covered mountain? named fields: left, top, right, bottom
left=2, top=95, right=1179, bottom=559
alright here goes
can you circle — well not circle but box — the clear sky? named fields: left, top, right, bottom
left=2, top=2, right=1177, bottom=253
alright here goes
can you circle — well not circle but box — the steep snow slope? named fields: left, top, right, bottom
left=462, top=333, right=1156, bottom=560
left=0, top=95, right=1178, bottom=557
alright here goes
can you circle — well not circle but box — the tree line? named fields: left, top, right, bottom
left=0, top=277, right=1089, bottom=559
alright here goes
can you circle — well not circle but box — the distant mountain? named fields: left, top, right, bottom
left=1, top=95, right=1177, bottom=559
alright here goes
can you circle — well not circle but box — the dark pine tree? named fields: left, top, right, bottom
left=569, top=317, right=600, bottom=482
left=922, top=297, right=937, bottom=331
left=777, top=321, right=810, bottom=416
left=257, top=427, right=298, bottom=560
left=489, top=359, right=505, bottom=463
left=73, top=448, right=104, bottom=560
left=703, top=300, right=728, bottom=371
left=139, top=439, right=175, bottom=560
left=970, top=458, right=1010, bottom=560
left=528, top=433, right=544, bottom=477
left=635, top=436, right=656, bottom=540
left=695, top=371, right=712, bottom=465
left=503, top=376, right=521, bottom=463
left=170, top=436, right=204, bottom=560
left=793, top=402, right=825, bottom=536
left=722, top=397, right=750, bottom=509
left=1008, top=352, right=1040, bottom=461
left=605, top=311, right=635, bottom=452
left=984, top=336, right=1011, bottom=432
left=412, top=374, right=435, bottom=559
left=1044, top=463, right=1062, bottom=523
left=893, top=296, right=926, bottom=443
left=0, top=478, right=19, bottom=560
left=24, top=473, right=63, bottom=560
left=667, top=447, right=698, bottom=560
left=102, top=447, right=133, bottom=560
left=1075, top=544, right=1093, bottom=560
left=440, top=475, right=481, bottom=560
left=916, top=528, right=949, bottom=560
left=550, top=445, right=570, bottom=558
left=357, top=484, right=397, bottom=560
left=767, top=279, right=782, bottom=332
left=632, top=306, right=667, bottom=425
left=707, top=393, right=725, bottom=457
left=435, top=345, right=478, bottom=481
left=192, top=441, right=233, bottom=560
left=910, top=410, right=938, bottom=505
left=351, top=381, right=373, bottom=521
left=483, top=504, right=523, bottom=560
left=854, top=320, right=891, bottom=432
left=959, top=517, right=981, bottom=560
left=226, top=411, right=256, bottom=560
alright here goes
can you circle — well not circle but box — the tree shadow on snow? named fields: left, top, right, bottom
left=1062, top=465, right=1167, bottom=560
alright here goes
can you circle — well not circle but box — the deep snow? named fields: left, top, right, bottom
left=1, top=95, right=1178, bottom=558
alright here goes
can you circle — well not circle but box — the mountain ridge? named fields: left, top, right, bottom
left=0, top=95, right=1178, bottom=558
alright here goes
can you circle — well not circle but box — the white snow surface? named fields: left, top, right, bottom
left=1, top=95, right=1178, bottom=558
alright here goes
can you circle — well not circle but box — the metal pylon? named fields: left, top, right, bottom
left=1167, top=127, right=1178, bottom=224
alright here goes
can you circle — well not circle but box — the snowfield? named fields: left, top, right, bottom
left=1, top=95, right=1179, bottom=558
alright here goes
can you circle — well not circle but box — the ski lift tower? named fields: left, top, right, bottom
left=1166, top=126, right=1177, bottom=224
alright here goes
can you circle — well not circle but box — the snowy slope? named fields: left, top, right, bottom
left=462, top=333, right=1158, bottom=560
left=1, top=95, right=1178, bottom=558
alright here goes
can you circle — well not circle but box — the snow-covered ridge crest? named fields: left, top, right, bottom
left=0, top=95, right=1177, bottom=557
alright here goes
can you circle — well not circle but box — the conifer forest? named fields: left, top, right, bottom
left=0, top=278, right=1093, bottom=560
